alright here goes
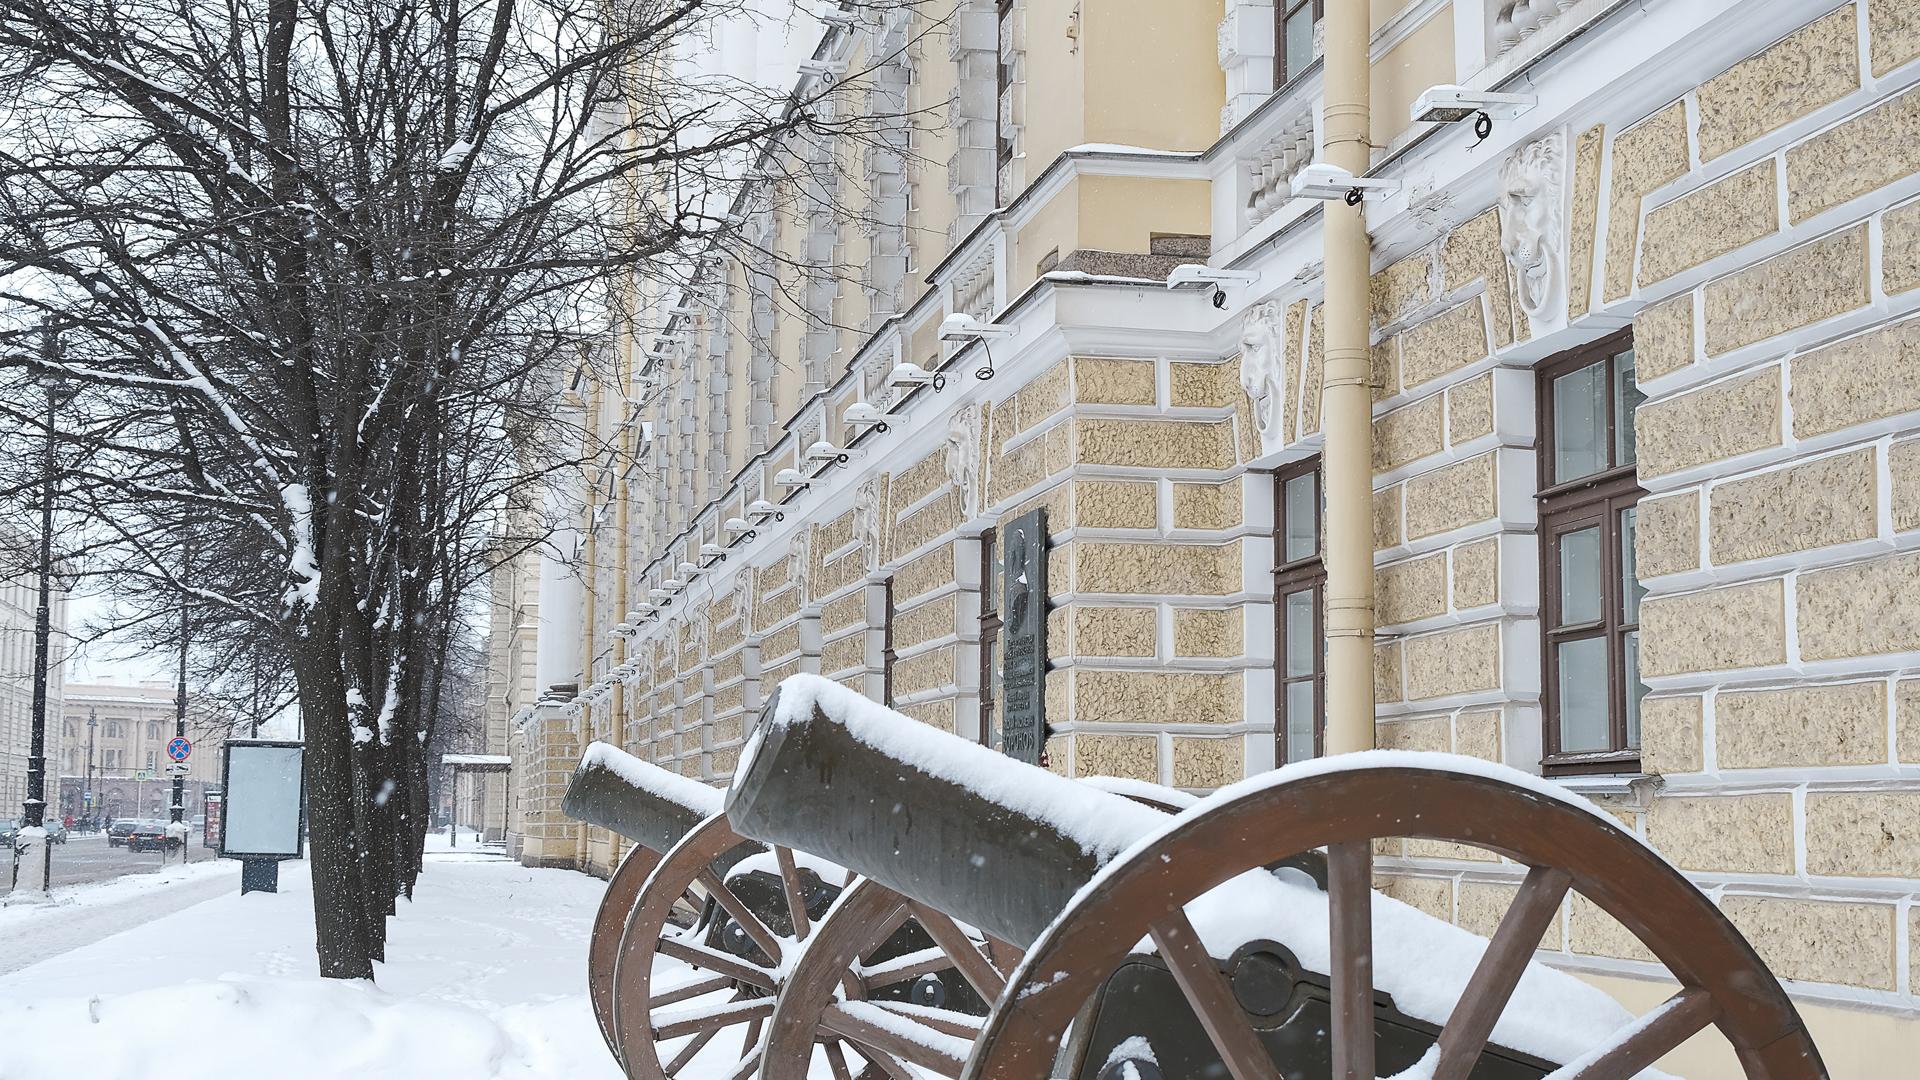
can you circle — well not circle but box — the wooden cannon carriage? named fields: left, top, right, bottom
left=571, top=675, right=1828, bottom=1079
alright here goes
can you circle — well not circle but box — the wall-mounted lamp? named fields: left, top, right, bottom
left=746, top=500, right=785, bottom=523
left=773, top=468, right=811, bottom=490
left=887, top=361, right=945, bottom=393
left=1411, top=85, right=1537, bottom=142
left=843, top=401, right=889, bottom=434
left=804, top=440, right=850, bottom=469
left=698, top=543, right=728, bottom=567
left=724, top=516, right=758, bottom=542
left=1290, top=162, right=1402, bottom=207
left=675, top=561, right=701, bottom=581
left=938, top=312, right=1017, bottom=342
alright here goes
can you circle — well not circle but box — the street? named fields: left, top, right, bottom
left=50, top=831, right=217, bottom=888
left=4, top=831, right=215, bottom=894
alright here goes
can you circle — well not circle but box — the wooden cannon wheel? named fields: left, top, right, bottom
left=589, top=844, right=711, bottom=1062
left=757, top=877, right=1024, bottom=1079
left=964, top=764, right=1827, bottom=1080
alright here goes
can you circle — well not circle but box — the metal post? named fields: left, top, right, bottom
left=171, top=604, right=188, bottom=862
left=85, top=709, right=95, bottom=828
left=19, top=335, right=64, bottom=893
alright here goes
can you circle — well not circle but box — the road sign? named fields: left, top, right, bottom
left=165, top=761, right=191, bottom=776
left=167, top=736, right=193, bottom=762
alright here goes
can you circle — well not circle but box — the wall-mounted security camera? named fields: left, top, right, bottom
left=1167, top=264, right=1261, bottom=310
left=1290, top=162, right=1402, bottom=206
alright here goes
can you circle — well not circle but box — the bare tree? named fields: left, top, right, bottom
left=0, top=0, right=917, bottom=977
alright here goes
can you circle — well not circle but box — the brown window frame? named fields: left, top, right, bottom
left=1273, top=457, right=1326, bottom=765
left=978, top=528, right=1002, bottom=747
left=1275, top=0, right=1325, bottom=89
left=1537, top=329, right=1646, bottom=776
left=881, top=578, right=898, bottom=707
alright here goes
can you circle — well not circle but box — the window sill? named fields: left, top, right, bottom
left=1548, top=772, right=1662, bottom=805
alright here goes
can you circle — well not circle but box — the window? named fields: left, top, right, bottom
left=106, top=720, right=122, bottom=739
left=1274, top=459, right=1326, bottom=764
left=995, top=0, right=1018, bottom=203
left=882, top=579, right=898, bottom=706
left=145, top=751, right=157, bottom=772
left=978, top=528, right=1004, bottom=747
left=1538, top=332, right=1646, bottom=773
left=147, top=721, right=160, bottom=741
left=1275, top=0, right=1324, bottom=88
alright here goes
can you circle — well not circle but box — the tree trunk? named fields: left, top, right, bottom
left=295, top=634, right=375, bottom=981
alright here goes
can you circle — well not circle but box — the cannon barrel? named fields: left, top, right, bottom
left=563, top=741, right=724, bottom=855
left=725, top=674, right=1167, bottom=947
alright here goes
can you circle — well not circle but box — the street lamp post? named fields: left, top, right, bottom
left=85, top=709, right=96, bottom=827
left=169, top=605, right=189, bottom=861
left=17, top=330, right=66, bottom=894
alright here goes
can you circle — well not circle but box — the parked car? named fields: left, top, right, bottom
left=1, top=818, right=66, bottom=847
left=127, top=819, right=179, bottom=852
left=108, top=819, right=138, bottom=847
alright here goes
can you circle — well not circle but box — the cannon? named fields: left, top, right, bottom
left=565, top=740, right=1001, bottom=1079
left=724, top=674, right=1826, bottom=1080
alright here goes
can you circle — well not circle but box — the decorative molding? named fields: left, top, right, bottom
left=1498, top=128, right=1568, bottom=329
left=1238, top=300, right=1289, bottom=455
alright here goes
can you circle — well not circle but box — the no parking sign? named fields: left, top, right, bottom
left=167, top=736, right=192, bottom=762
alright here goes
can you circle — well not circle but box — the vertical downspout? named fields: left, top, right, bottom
left=576, top=374, right=603, bottom=871
left=1320, top=0, right=1375, bottom=757
left=609, top=340, right=632, bottom=868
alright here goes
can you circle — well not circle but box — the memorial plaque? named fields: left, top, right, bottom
left=998, top=508, right=1049, bottom=765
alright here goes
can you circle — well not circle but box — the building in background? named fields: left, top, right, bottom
left=58, top=678, right=227, bottom=823
left=0, top=565, right=67, bottom=820
left=492, top=1, right=1920, bottom=1071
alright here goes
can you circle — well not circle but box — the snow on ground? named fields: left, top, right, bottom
left=0, top=834, right=624, bottom=1080
left=0, top=854, right=238, bottom=976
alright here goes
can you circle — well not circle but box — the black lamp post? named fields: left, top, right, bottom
left=19, top=330, right=68, bottom=890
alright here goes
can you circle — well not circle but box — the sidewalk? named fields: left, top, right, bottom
left=0, top=840, right=622, bottom=1080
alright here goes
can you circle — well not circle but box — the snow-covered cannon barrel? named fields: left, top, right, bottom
left=726, top=679, right=1166, bottom=949
left=734, top=676, right=1827, bottom=1080
left=563, top=742, right=731, bottom=860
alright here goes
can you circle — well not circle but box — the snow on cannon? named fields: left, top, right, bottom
left=565, top=741, right=983, bottom=1079
left=728, top=675, right=1827, bottom=1080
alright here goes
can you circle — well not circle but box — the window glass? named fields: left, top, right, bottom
left=1284, top=5, right=1315, bottom=82
left=1619, top=506, right=1644, bottom=623
left=1556, top=638, right=1610, bottom=752
left=1283, top=472, right=1317, bottom=562
left=1558, top=526, right=1603, bottom=626
left=1613, top=349, right=1643, bottom=466
left=1551, top=359, right=1608, bottom=483
left=1624, top=631, right=1644, bottom=748
left=1284, top=588, right=1315, bottom=676
left=1285, top=681, right=1316, bottom=763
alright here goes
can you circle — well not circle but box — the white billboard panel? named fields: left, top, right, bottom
left=221, top=742, right=305, bottom=858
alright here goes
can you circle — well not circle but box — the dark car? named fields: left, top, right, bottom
left=108, top=819, right=138, bottom=847
left=127, top=820, right=179, bottom=852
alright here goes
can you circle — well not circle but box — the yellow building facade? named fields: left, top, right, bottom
left=493, top=1, right=1920, bottom=1070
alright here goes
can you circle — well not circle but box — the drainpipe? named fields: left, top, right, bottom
left=1319, top=0, right=1375, bottom=757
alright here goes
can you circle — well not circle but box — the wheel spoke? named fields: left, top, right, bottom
left=906, top=901, right=1005, bottom=1002
left=1566, top=988, right=1717, bottom=1079
left=860, top=945, right=955, bottom=990
left=1432, top=865, right=1571, bottom=1080
left=653, top=996, right=774, bottom=1041
left=868, top=999, right=984, bottom=1039
left=665, top=1026, right=720, bottom=1076
left=825, top=1001, right=968, bottom=1077
left=1328, top=840, right=1376, bottom=1080
left=653, top=973, right=735, bottom=1007
left=656, top=935, right=777, bottom=990
left=823, top=1040, right=856, bottom=1080
left=775, top=846, right=813, bottom=940
left=699, top=868, right=786, bottom=966
left=1148, top=907, right=1281, bottom=1080
left=741, top=1015, right=765, bottom=1060
left=848, top=1042, right=916, bottom=1080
